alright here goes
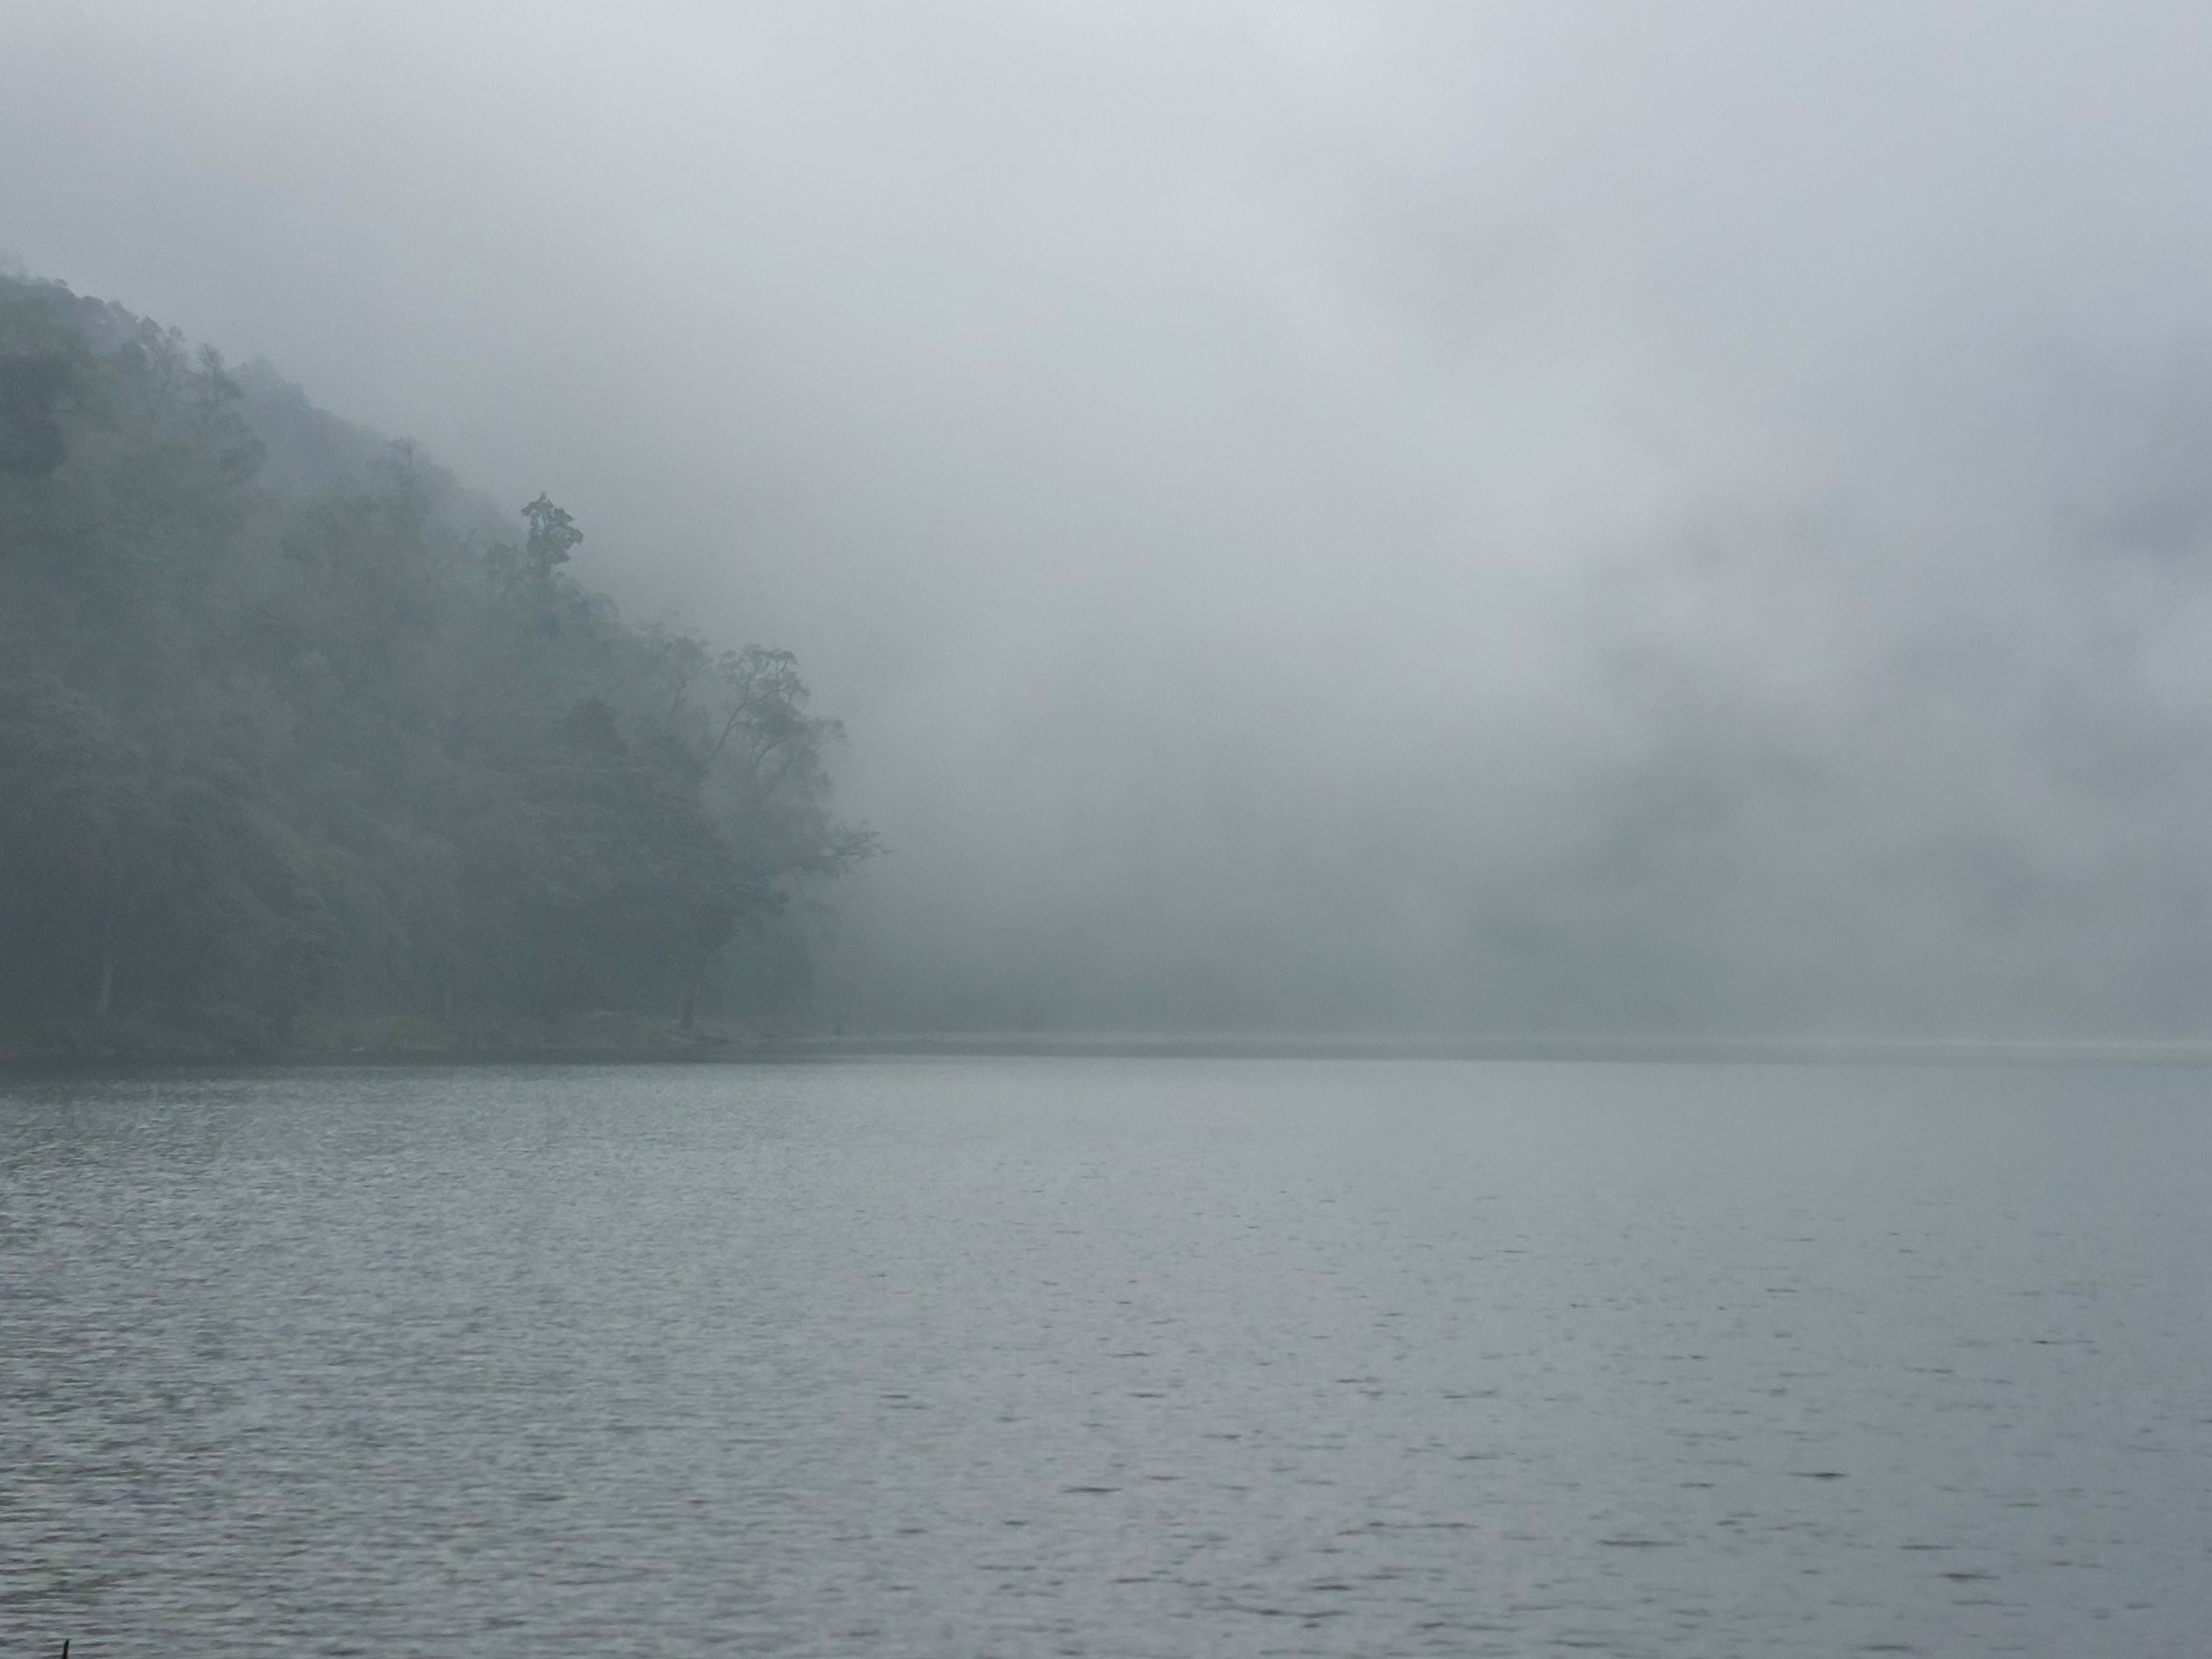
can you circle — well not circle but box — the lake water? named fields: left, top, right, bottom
left=5, top=1057, right=2211, bottom=1656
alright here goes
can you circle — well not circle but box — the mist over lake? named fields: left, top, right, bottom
left=14, top=5, right=2212, bottom=1040
left=9, top=7, right=2212, bottom=1653
left=8, top=1057, right=2211, bottom=1657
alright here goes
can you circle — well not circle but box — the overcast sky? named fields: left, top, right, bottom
left=10, top=2, right=2212, bottom=1035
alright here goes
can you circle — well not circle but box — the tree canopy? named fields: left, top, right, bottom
left=0, top=274, right=874, bottom=1050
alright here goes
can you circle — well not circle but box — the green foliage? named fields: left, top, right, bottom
left=0, top=275, right=873, bottom=1043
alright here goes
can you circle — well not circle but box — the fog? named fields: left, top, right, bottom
left=10, top=2, right=2212, bottom=1037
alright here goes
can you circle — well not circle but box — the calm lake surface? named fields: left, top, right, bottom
left=5, top=1057, right=2211, bottom=1656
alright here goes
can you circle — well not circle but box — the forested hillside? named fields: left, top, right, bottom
left=0, top=275, right=874, bottom=1054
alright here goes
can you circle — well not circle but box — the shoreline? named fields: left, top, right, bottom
left=10, top=1025, right=2212, bottom=1071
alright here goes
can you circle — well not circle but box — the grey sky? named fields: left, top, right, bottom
left=8, top=2, right=2212, bottom=1033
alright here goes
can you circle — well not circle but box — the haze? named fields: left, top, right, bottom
left=9, top=1, right=2212, bottom=1038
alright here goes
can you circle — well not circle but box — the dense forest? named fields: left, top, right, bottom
left=0, top=274, right=874, bottom=1055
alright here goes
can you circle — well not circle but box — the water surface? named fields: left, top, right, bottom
left=5, top=1057, right=2210, bottom=1655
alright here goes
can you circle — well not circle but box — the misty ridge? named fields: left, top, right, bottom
left=7, top=260, right=2212, bottom=1054
left=0, top=273, right=874, bottom=1055
left=8, top=6, right=2212, bottom=1045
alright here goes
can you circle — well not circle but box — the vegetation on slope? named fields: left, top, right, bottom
left=0, top=275, right=874, bottom=1055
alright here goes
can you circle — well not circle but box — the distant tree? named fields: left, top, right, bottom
left=687, top=645, right=878, bottom=1024
left=522, top=492, right=580, bottom=577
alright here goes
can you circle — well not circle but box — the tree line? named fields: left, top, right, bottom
left=0, top=275, right=874, bottom=1049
